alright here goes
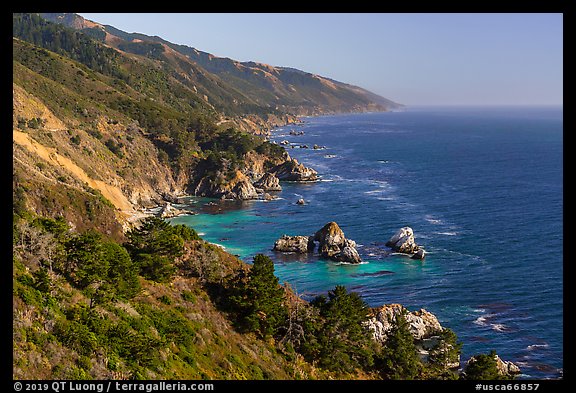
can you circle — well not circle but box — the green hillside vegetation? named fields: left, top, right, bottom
left=13, top=213, right=466, bottom=380
left=12, top=13, right=290, bottom=237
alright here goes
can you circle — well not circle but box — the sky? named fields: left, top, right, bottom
left=79, top=13, right=563, bottom=106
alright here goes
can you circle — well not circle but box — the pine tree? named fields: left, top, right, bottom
left=463, top=350, right=510, bottom=380
left=377, top=311, right=422, bottom=379
left=229, top=254, right=287, bottom=338
left=311, top=285, right=374, bottom=373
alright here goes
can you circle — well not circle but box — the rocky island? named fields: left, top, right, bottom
left=386, top=226, right=426, bottom=259
left=273, top=221, right=362, bottom=264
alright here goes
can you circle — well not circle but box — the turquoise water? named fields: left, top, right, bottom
left=170, top=106, right=563, bottom=378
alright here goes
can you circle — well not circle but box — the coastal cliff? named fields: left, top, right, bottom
left=13, top=13, right=521, bottom=382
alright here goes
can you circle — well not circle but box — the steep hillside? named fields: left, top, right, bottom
left=12, top=13, right=299, bottom=234
left=40, top=12, right=403, bottom=119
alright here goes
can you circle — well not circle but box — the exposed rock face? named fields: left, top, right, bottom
left=366, top=304, right=443, bottom=343
left=334, top=246, right=362, bottom=264
left=274, top=222, right=361, bottom=263
left=495, top=355, right=522, bottom=376
left=159, top=202, right=187, bottom=218
left=313, top=222, right=361, bottom=263
left=314, top=222, right=347, bottom=258
left=386, top=227, right=425, bottom=258
left=253, top=172, right=282, bottom=191
left=273, top=235, right=315, bottom=253
left=272, top=158, right=318, bottom=182
left=224, top=179, right=259, bottom=200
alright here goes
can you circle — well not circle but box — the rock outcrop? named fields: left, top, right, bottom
left=271, top=158, right=318, bottom=182
left=314, top=222, right=347, bottom=258
left=273, top=222, right=361, bottom=263
left=225, top=179, right=259, bottom=200
left=366, top=304, right=443, bottom=343
left=465, top=354, right=521, bottom=378
left=333, top=245, right=362, bottom=264
left=313, top=222, right=361, bottom=263
left=273, top=235, right=315, bottom=253
left=386, top=227, right=425, bottom=258
left=253, top=172, right=282, bottom=191
left=159, top=202, right=187, bottom=218
left=495, top=355, right=522, bottom=376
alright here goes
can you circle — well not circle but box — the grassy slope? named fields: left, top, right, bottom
left=13, top=236, right=343, bottom=380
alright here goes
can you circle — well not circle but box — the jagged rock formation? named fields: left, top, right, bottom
left=159, top=202, right=187, bottom=218
left=366, top=304, right=443, bottom=343
left=314, top=222, right=348, bottom=258
left=271, top=158, right=318, bottom=182
left=273, top=235, right=315, bottom=253
left=386, top=227, right=426, bottom=259
left=272, top=222, right=361, bottom=263
left=253, top=172, right=282, bottom=191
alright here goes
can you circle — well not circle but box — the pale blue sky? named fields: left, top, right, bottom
left=79, top=13, right=563, bottom=106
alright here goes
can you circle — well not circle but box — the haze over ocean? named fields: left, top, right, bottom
left=171, top=106, right=563, bottom=379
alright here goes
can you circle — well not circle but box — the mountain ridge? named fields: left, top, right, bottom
left=40, top=12, right=403, bottom=120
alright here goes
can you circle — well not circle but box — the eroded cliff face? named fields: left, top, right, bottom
left=13, top=83, right=182, bottom=238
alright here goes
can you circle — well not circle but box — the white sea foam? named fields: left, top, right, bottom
left=491, top=323, right=508, bottom=332
left=473, top=315, right=488, bottom=326
left=198, top=232, right=206, bottom=236
left=210, top=243, right=226, bottom=250
left=527, top=344, right=549, bottom=351
left=435, top=231, right=459, bottom=236
left=424, top=214, right=443, bottom=224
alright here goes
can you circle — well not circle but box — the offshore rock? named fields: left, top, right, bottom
left=273, top=235, right=315, bottom=253
left=296, top=198, right=306, bottom=205
left=314, top=222, right=347, bottom=258
left=272, top=158, right=318, bottom=182
left=386, top=226, right=423, bottom=256
left=313, top=222, right=362, bottom=263
left=411, top=248, right=426, bottom=260
left=334, top=246, right=362, bottom=264
left=253, top=172, right=282, bottom=191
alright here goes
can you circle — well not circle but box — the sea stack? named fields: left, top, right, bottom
left=386, top=227, right=425, bottom=259
left=314, top=222, right=362, bottom=263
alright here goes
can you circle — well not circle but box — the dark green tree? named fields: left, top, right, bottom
left=377, top=311, right=422, bottom=379
left=426, top=328, right=462, bottom=379
left=124, top=217, right=188, bottom=282
left=102, top=242, right=140, bottom=299
left=229, top=254, right=287, bottom=338
left=310, top=285, right=374, bottom=373
left=463, top=350, right=511, bottom=380
left=64, top=231, right=109, bottom=289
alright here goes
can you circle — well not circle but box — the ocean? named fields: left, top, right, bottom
left=169, top=106, right=563, bottom=379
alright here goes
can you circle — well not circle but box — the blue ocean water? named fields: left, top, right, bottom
left=170, top=106, right=563, bottom=378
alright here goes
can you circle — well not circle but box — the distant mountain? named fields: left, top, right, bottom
left=40, top=13, right=402, bottom=118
